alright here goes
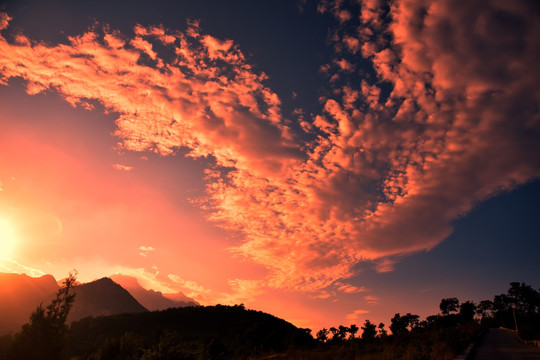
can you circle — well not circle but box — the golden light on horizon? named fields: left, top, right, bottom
left=0, top=218, right=17, bottom=259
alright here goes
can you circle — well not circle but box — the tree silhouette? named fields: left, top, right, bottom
left=337, top=325, right=348, bottom=342
left=390, top=313, right=408, bottom=336
left=406, top=313, right=420, bottom=329
left=459, top=301, right=476, bottom=322
left=390, top=313, right=419, bottom=336
left=476, top=300, right=494, bottom=319
left=329, top=326, right=338, bottom=339
left=361, top=320, right=376, bottom=340
left=348, top=324, right=359, bottom=339
left=316, top=328, right=329, bottom=343
left=6, top=272, right=77, bottom=360
left=493, top=293, right=510, bottom=312
left=488, top=282, right=540, bottom=335
left=329, top=326, right=348, bottom=342
left=507, top=282, right=540, bottom=314
left=377, top=322, right=387, bottom=337
left=439, top=298, right=459, bottom=315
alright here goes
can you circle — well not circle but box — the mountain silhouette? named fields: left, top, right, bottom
left=0, top=273, right=149, bottom=334
left=110, top=274, right=198, bottom=311
left=67, top=277, right=148, bottom=322
left=0, top=273, right=59, bottom=334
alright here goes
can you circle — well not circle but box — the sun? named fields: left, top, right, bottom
left=0, top=218, right=17, bottom=259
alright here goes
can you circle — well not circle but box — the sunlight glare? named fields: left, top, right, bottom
left=0, top=219, right=16, bottom=259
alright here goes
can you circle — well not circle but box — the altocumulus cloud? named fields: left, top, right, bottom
left=0, top=0, right=539, bottom=293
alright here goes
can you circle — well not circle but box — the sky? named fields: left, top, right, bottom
left=0, top=0, right=539, bottom=331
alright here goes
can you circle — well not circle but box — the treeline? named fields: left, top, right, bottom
left=296, top=281, right=540, bottom=359
left=0, top=280, right=538, bottom=359
left=295, top=306, right=480, bottom=359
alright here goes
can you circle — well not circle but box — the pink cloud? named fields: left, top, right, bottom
left=112, top=164, right=134, bottom=172
left=0, top=13, right=10, bottom=31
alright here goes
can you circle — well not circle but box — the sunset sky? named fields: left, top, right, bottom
left=0, top=0, right=539, bottom=331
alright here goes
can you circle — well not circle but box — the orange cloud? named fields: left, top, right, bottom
left=337, top=283, right=367, bottom=294
left=346, top=309, right=370, bottom=322
left=364, top=295, right=379, bottom=305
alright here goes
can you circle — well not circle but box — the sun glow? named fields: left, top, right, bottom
left=0, top=219, right=17, bottom=259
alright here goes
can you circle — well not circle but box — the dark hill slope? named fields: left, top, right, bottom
left=67, top=304, right=314, bottom=359
left=68, top=277, right=148, bottom=322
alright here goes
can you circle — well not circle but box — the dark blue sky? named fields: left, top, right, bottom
left=359, top=179, right=540, bottom=314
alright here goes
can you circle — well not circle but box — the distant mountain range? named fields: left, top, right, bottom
left=0, top=273, right=198, bottom=335
left=110, top=274, right=199, bottom=311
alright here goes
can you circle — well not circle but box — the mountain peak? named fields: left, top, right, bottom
left=110, top=274, right=199, bottom=311
left=67, top=277, right=148, bottom=322
left=109, top=274, right=141, bottom=289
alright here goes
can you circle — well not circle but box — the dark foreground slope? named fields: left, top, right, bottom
left=66, top=304, right=314, bottom=359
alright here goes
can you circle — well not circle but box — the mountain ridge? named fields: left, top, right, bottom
left=0, top=272, right=192, bottom=335
left=0, top=273, right=59, bottom=334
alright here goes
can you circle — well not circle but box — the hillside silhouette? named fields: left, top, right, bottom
left=66, top=304, right=314, bottom=359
